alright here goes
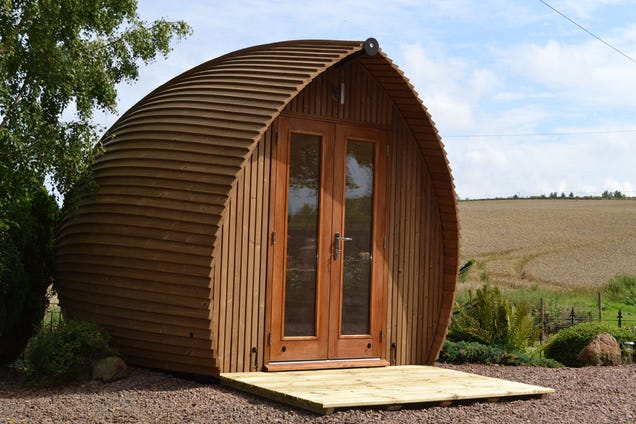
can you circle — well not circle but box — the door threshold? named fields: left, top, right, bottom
left=265, top=358, right=389, bottom=372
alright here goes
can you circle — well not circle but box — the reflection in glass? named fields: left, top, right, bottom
left=284, top=133, right=321, bottom=337
left=341, top=140, right=374, bottom=335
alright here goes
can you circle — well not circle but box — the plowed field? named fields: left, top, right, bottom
left=458, top=199, right=636, bottom=291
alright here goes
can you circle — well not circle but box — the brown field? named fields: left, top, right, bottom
left=458, top=199, right=636, bottom=292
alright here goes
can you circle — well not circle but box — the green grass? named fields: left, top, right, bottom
left=455, top=278, right=636, bottom=328
left=41, top=302, right=63, bottom=330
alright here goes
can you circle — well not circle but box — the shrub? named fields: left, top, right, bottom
left=22, top=320, right=116, bottom=386
left=0, top=185, right=59, bottom=364
left=439, top=340, right=562, bottom=367
left=543, top=321, right=636, bottom=367
left=448, top=285, right=541, bottom=351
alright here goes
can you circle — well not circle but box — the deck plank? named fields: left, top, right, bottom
left=220, top=365, right=555, bottom=414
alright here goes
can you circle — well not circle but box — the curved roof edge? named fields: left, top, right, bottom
left=102, top=37, right=459, bottom=236
left=97, top=38, right=459, bottom=332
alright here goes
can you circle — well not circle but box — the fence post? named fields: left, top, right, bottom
left=569, top=308, right=576, bottom=326
left=598, top=292, right=602, bottom=322
left=540, top=298, right=545, bottom=342
left=618, top=309, right=623, bottom=328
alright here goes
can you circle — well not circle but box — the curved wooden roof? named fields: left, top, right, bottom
left=56, top=39, right=459, bottom=370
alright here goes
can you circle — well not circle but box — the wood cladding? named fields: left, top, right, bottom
left=55, top=40, right=459, bottom=376
left=386, top=111, right=446, bottom=365
left=286, top=61, right=392, bottom=125
left=211, top=125, right=274, bottom=373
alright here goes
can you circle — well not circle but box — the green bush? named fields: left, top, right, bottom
left=1, top=185, right=59, bottom=364
left=22, top=320, right=116, bottom=386
left=439, top=340, right=562, bottom=367
left=448, top=285, right=541, bottom=351
left=543, top=321, right=636, bottom=367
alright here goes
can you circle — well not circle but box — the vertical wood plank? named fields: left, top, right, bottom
left=248, top=134, right=262, bottom=372
left=422, top=178, right=430, bottom=359
left=390, top=114, right=399, bottom=363
left=242, top=149, right=255, bottom=371
left=219, top=200, right=231, bottom=371
left=257, top=126, right=273, bottom=371
left=410, top=143, right=422, bottom=363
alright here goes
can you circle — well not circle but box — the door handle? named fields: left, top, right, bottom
left=334, top=232, right=353, bottom=259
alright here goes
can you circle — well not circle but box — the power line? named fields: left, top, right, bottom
left=538, top=0, right=636, bottom=64
left=445, top=129, right=636, bottom=138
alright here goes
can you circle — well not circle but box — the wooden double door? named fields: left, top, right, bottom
left=268, top=117, right=387, bottom=368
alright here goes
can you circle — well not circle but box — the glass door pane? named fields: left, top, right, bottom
left=284, top=133, right=322, bottom=337
left=341, top=140, right=375, bottom=335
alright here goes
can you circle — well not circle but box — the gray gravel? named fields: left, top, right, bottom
left=1, top=363, right=635, bottom=423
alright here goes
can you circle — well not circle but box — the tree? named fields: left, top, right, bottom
left=0, top=0, right=191, bottom=364
left=1, top=0, right=191, bottom=219
left=1, top=184, right=58, bottom=364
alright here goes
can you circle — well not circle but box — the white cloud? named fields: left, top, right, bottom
left=604, top=178, right=635, bottom=194
left=548, top=0, right=628, bottom=20
left=92, top=1, right=636, bottom=200
left=447, top=130, right=636, bottom=199
left=399, top=43, right=502, bottom=132
left=503, top=39, right=636, bottom=107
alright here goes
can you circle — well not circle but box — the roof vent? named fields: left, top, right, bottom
left=364, top=38, right=379, bottom=56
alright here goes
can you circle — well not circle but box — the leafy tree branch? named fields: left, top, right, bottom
left=0, top=0, right=191, bottom=211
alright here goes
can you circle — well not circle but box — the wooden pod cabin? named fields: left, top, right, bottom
left=55, top=39, right=459, bottom=376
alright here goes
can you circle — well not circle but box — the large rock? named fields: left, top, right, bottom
left=92, top=356, right=128, bottom=382
left=576, top=333, right=622, bottom=366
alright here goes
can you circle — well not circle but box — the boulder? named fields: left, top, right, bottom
left=576, top=333, right=621, bottom=366
left=92, top=356, right=128, bottom=382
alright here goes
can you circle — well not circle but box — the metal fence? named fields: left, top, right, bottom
left=538, top=299, right=636, bottom=342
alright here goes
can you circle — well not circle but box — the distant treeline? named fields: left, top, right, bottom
left=462, top=190, right=633, bottom=201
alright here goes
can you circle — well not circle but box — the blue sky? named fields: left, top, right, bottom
left=98, top=0, right=636, bottom=199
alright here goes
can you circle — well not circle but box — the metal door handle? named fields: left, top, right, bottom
left=334, top=232, right=352, bottom=259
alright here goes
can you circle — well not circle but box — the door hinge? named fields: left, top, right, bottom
left=383, top=235, right=387, bottom=250
left=268, top=332, right=272, bottom=346
left=271, top=232, right=276, bottom=245
left=380, top=330, right=384, bottom=342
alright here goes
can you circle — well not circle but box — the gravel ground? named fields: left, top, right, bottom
left=1, top=363, right=635, bottom=423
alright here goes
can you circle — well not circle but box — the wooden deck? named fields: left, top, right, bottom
left=219, top=365, right=555, bottom=414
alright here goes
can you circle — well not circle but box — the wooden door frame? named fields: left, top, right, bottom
left=264, top=115, right=389, bottom=371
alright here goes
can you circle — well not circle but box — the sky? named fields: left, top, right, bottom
left=96, top=0, right=636, bottom=199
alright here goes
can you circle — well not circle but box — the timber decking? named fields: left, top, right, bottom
left=219, top=365, right=554, bottom=414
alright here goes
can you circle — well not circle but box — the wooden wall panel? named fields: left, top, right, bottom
left=211, top=126, right=274, bottom=372
left=56, top=169, right=219, bottom=374
left=286, top=62, right=392, bottom=126
left=384, top=111, right=446, bottom=365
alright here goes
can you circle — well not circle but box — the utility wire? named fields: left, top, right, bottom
left=538, top=0, right=636, bottom=64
